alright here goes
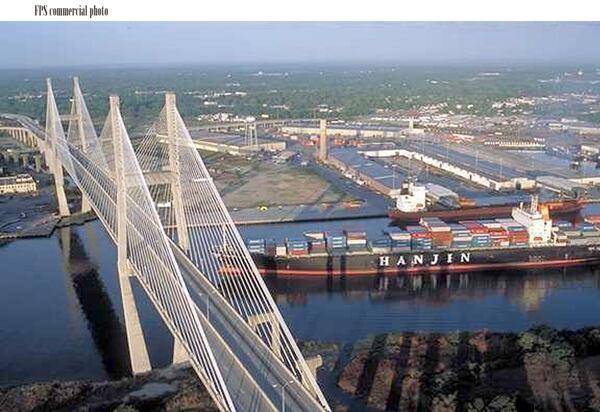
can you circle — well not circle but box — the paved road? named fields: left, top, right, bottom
left=171, top=244, right=328, bottom=412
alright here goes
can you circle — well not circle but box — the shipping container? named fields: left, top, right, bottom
left=304, top=231, right=325, bottom=240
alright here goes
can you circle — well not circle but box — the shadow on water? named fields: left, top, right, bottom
left=417, top=333, right=441, bottom=412
left=385, top=331, right=414, bottom=412
left=56, top=226, right=130, bottom=378
left=355, top=334, right=388, bottom=400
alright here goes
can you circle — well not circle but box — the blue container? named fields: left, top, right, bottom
left=372, top=238, right=392, bottom=246
left=555, top=221, right=572, bottom=229
left=575, top=223, right=596, bottom=232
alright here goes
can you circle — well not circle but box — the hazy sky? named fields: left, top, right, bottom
left=0, top=22, right=598, bottom=68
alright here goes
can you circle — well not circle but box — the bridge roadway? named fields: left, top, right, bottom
left=1, top=113, right=48, bottom=147
left=171, top=243, right=324, bottom=412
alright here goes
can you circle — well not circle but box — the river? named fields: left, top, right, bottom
left=2, top=218, right=600, bottom=389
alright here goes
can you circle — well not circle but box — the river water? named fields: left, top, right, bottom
left=2, top=218, right=600, bottom=388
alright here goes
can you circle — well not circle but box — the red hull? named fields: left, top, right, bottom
left=388, top=200, right=583, bottom=223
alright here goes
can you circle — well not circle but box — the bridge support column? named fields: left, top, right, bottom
left=119, top=269, right=152, bottom=375
left=111, top=94, right=152, bottom=376
left=305, top=355, right=323, bottom=378
left=34, top=154, right=42, bottom=173
left=248, top=312, right=281, bottom=358
left=46, top=78, right=70, bottom=218
left=50, top=141, right=70, bottom=217
left=172, top=337, right=189, bottom=365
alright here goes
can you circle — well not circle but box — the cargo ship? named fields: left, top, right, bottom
left=387, top=181, right=583, bottom=223
left=246, top=199, right=600, bottom=277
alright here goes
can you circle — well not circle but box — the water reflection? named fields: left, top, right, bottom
left=267, top=267, right=600, bottom=342
left=56, top=226, right=130, bottom=378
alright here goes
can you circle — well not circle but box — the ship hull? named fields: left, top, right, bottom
left=253, top=245, right=600, bottom=277
left=388, top=201, right=583, bottom=223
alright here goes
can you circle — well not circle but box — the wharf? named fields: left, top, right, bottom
left=230, top=203, right=387, bottom=225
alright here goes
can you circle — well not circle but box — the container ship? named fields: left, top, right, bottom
left=387, top=181, right=583, bottom=223
left=246, top=199, right=600, bottom=277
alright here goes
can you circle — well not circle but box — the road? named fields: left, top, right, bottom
left=171, top=244, right=328, bottom=412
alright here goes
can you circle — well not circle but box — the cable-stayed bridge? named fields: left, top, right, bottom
left=7, top=78, right=330, bottom=412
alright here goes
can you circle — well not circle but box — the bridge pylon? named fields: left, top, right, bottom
left=68, top=77, right=93, bottom=214
left=45, top=78, right=70, bottom=218
left=165, top=93, right=191, bottom=253
left=110, top=95, right=152, bottom=375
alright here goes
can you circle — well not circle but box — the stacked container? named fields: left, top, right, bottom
left=370, top=237, right=392, bottom=253
left=344, top=230, right=368, bottom=252
left=554, top=221, right=573, bottom=230
left=479, top=221, right=510, bottom=248
left=562, top=226, right=600, bottom=245
left=496, top=219, right=529, bottom=247
left=449, top=223, right=472, bottom=249
left=286, top=238, right=309, bottom=256
left=275, top=242, right=287, bottom=257
left=265, top=241, right=277, bottom=257
left=247, top=238, right=266, bottom=254
left=460, top=221, right=491, bottom=248
left=406, top=225, right=432, bottom=251
left=576, top=222, right=598, bottom=235
left=420, top=217, right=452, bottom=249
left=326, top=232, right=347, bottom=252
left=385, top=229, right=411, bottom=252
left=584, top=215, right=600, bottom=225
left=304, top=231, right=325, bottom=240
left=308, top=238, right=327, bottom=254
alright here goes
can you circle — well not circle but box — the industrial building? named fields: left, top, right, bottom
left=536, top=176, right=587, bottom=196
left=0, top=174, right=37, bottom=194
left=281, top=122, right=423, bottom=139
left=327, top=147, right=404, bottom=197
left=361, top=148, right=537, bottom=191
left=190, top=131, right=286, bottom=156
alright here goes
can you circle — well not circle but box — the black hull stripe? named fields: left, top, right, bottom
left=256, top=257, right=600, bottom=277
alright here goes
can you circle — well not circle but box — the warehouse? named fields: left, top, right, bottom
left=191, top=132, right=286, bottom=155
left=0, top=174, right=37, bottom=195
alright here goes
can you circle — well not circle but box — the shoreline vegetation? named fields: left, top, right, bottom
left=5, top=326, right=600, bottom=411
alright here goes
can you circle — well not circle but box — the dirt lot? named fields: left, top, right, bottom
left=201, top=151, right=353, bottom=208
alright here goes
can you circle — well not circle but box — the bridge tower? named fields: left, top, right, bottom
left=164, top=92, right=191, bottom=364
left=45, top=78, right=70, bottom=217
left=165, top=93, right=191, bottom=253
left=110, top=95, right=152, bottom=375
left=69, top=77, right=93, bottom=214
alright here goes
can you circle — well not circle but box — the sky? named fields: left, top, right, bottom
left=0, top=22, right=599, bottom=69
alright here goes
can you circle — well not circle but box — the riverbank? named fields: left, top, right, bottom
left=0, top=364, right=217, bottom=411
left=6, top=326, right=600, bottom=411
left=0, top=210, right=97, bottom=241
left=331, top=325, right=600, bottom=411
